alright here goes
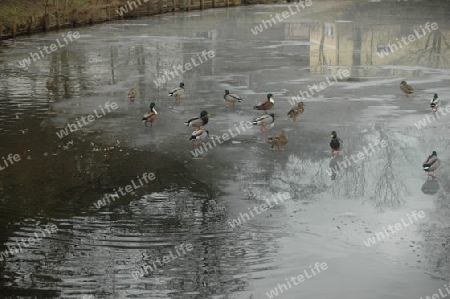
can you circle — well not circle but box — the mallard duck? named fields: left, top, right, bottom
left=253, top=93, right=274, bottom=114
left=184, top=110, right=209, bottom=130
left=190, top=129, right=209, bottom=146
left=142, top=102, right=158, bottom=126
left=430, top=93, right=439, bottom=113
left=128, top=89, right=138, bottom=100
left=224, top=90, right=243, bottom=107
left=252, top=113, right=275, bottom=131
left=266, top=131, right=288, bottom=151
left=423, top=151, right=440, bottom=179
left=330, top=131, right=343, bottom=155
left=46, top=80, right=56, bottom=90
left=400, top=81, right=414, bottom=97
left=168, top=82, right=185, bottom=101
left=287, top=102, right=305, bottom=121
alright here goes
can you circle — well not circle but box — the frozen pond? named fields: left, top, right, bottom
left=0, top=1, right=450, bottom=298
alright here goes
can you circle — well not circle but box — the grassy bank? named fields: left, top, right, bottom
left=0, top=0, right=243, bottom=39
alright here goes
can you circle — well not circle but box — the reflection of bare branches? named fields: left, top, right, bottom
left=333, top=158, right=366, bottom=198
left=314, top=23, right=328, bottom=73
left=272, top=156, right=327, bottom=202
left=369, top=128, right=406, bottom=209
left=419, top=219, right=450, bottom=274
left=396, top=30, right=450, bottom=69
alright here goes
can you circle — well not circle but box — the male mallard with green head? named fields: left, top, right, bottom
left=168, top=83, right=185, bottom=101
left=254, top=93, right=274, bottom=114
left=252, top=113, right=275, bottom=131
left=423, top=151, right=440, bottom=179
left=430, top=93, right=439, bottom=113
left=266, top=131, right=288, bottom=151
left=224, top=90, right=243, bottom=107
left=190, top=129, right=209, bottom=146
left=330, top=131, right=343, bottom=155
left=142, top=102, right=158, bottom=126
left=287, top=102, right=305, bottom=122
left=184, top=110, right=209, bottom=130
left=400, top=81, right=414, bottom=97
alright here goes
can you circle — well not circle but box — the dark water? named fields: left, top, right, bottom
left=1, top=1, right=450, bottom=298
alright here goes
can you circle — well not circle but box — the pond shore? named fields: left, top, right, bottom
left=0, top=0, right=253, bottom=40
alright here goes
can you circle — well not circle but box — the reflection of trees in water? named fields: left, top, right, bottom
left=419, top=184, right=450, bottom=276
left=413, top=125, right=450, bottom=278
left=272, top=157, right=328, bottom=203
left=316, top=23, right=327, bottom=73
left=368, top=126, right=406, bottom=209
left=396, top=29, right=450, bottom=69
left=270, top=125, right=411, bottom=209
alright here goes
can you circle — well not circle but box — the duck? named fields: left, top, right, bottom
left=142, top=102, right=158, bottom=126
left=184, top=110, right=209, bottom=130
left=423, top=151, right=440, bottom=179
left=189, top=129, right=209, bottom=146
left=400, top=81, right=414, bottom=97
left=168, top=82, right=185, bottom=101
left=128, top=89, right=138, bottom=100
left=223, top=90, right=243, bottom=107
left=287, top=102, right=305, bottom=121
left=266, top=131, right=289, bottom=151
left=330, top=131, right=343, bottom=155
left=430, top=93, right=439, bottom=113
left=46, top=80, right=56, bottom=90
left=253, top=93, right=274, bottom=114
left=252, top=113, right=275, bottom=131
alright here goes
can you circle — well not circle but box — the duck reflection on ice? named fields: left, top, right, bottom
left=421, top=177, right=440, bottom=195
left=329, top=155, right=344, bottom=181
left=421, top=151, right=440, bottom=195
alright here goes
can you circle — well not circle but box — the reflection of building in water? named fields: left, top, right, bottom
left=310, top=20, right=450, bottom=74
left=154, top=29, right=218, bottom=88
left=194, top=29, right=218, bottom=39
left=369, top=24, right=450, bottom=69
left=310, top=21, right=354, bottom=74
left=284, top=23, right=309, bottom=40
left=154, top=41, right=184, bottom=88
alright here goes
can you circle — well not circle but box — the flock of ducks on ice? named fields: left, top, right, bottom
left=137, top=82, right=296, bottom=151
left=400, top=80, right=441, bottom=179
left=45, top=79, right=441, bottom=179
